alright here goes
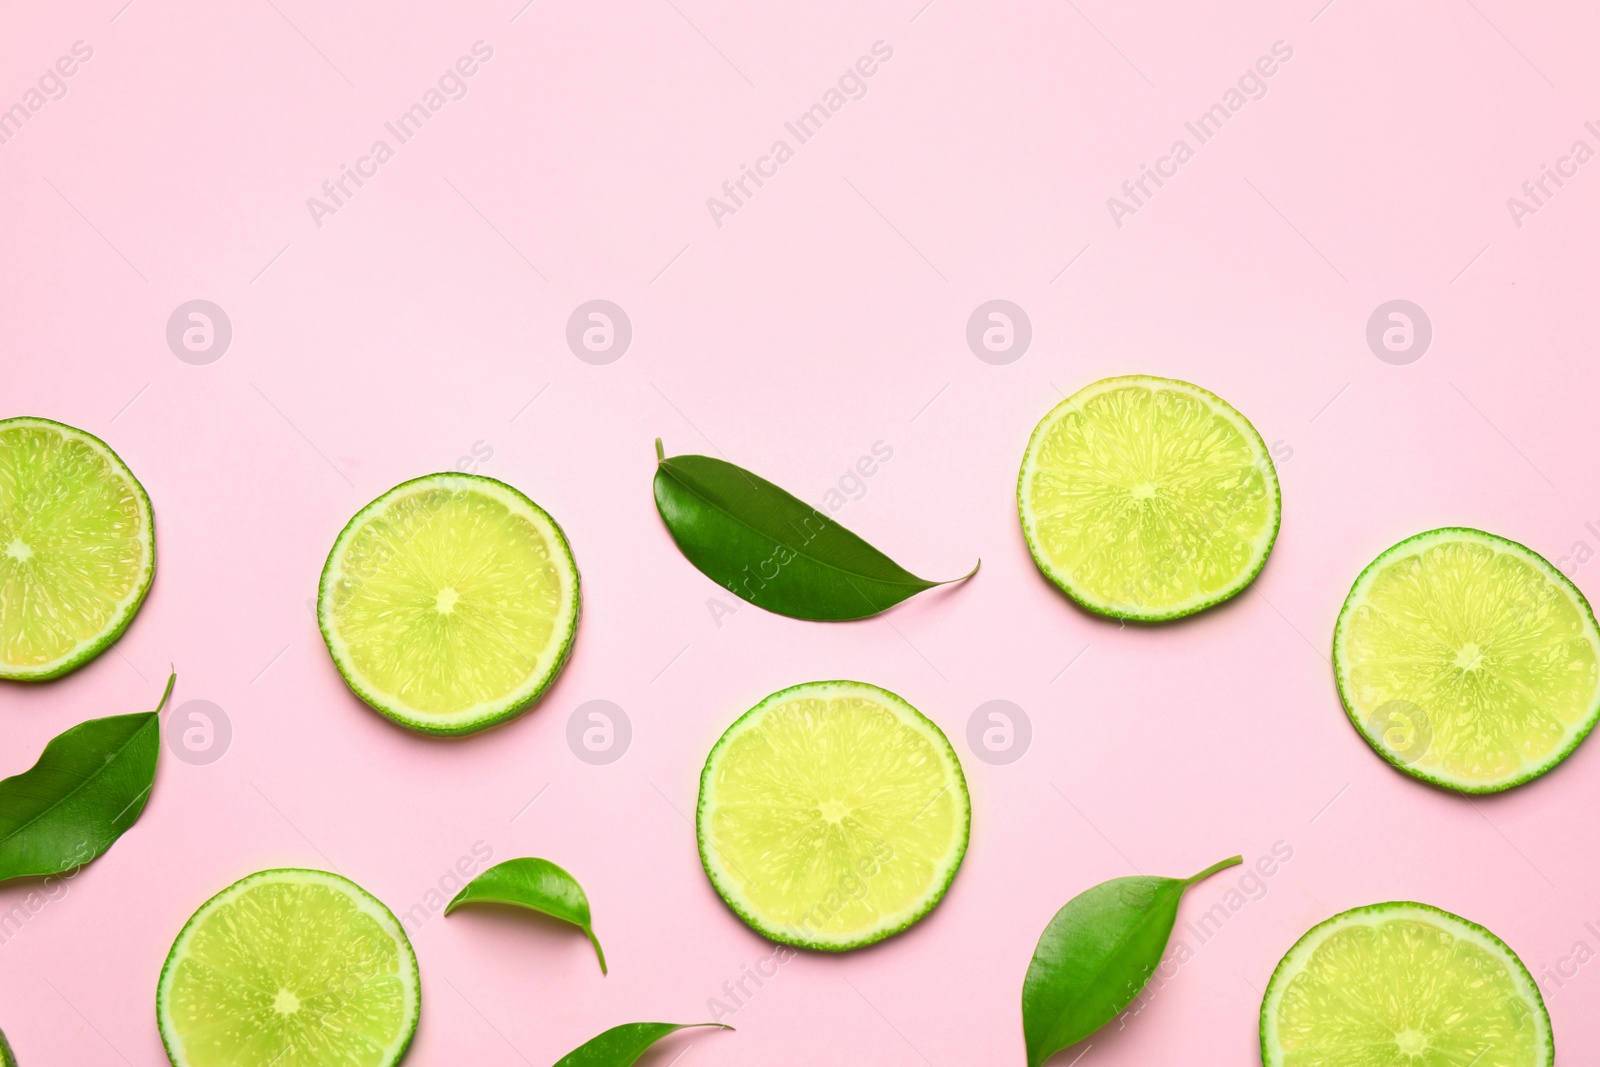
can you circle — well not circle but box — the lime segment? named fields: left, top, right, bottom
left=0, top=417, right=155, bottom=680
left=1261, top=901, right=1552, bottom=1066
left=697, top=680, right=970, bottom=951
left=157, top=869, right=420, bottom=1067
left=1334, top=528, right=1600, bottom=792
left=318, top=473, right=580, bottom=735
left=1017, top=375, right=1279, bottom=620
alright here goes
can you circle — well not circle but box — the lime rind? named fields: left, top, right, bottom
left=156, top=868, right=421, bottom=1067
left=1260, top=900, right=1553, bottom=1067
left=317, top=472, right=581, bottom=737
left=1333, top=527, right=1600, bottom=794
left=1016, top=375, right=1281, bottom=622
left=696, top=679, right=971, bottom=952
left=0, top=416, right=156, bottom=681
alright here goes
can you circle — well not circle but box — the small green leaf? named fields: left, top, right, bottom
left=446, top=856, right=608, bottom=973
left=552, top=1022, right=731, bottom=1067
left=653, top=440, right=976, bottom=621
left=1021, top=855, right=1242, bottom=1066
left=0, top=673, right=172, bottom=884
left=0, top=1023, right=15, bottom=1067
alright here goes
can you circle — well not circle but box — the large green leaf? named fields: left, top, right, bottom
left=552, top=1022, right=731, bottom=1067
left=446, top=856, right=607, bottom=973
left=1022, top=855, right=1241, bottom=1065
left=653, top=440, right=975, bottom=620
left=0, top=674, right=172, bottom=883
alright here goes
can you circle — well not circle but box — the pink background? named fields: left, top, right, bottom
left=4, top=0, right=1600, bottom=1062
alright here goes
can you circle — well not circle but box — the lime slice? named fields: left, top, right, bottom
left=157, top=868, right=420, bottom=1067
left=1334, top=528, right=1600, bottom=792
left=1261, top=901, right=1552, bottom=1066
left=0, top=417, right=155, bottom=680
left=318, top=473, right=580, bottom=736
left=697, top=680, right=970, bottom=951
left=1017, top=375, right=1280, bottom=620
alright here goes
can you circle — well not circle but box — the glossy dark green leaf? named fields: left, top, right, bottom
left=552, top=1022, right=731, bottom=1067
left=652, top=440, right=976, bottom=621
left=0, top=674, right=172, bottom=884
left=446, top=856, right=607, bottom=973
left=1022, top=855, right=1241, bottom=1066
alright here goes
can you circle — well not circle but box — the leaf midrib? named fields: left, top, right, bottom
left=0, top=713, right=157, bottom=850
left=659, top=463, right=933, bottom=592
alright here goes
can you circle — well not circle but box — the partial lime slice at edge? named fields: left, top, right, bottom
left=157, top=868, right=420, bottom=1067
left=0, top=416, right=155, bottom=681
left=1333, top=527, right=1600, bottom=793
left=1261, top=900, right=1553, bottom=1067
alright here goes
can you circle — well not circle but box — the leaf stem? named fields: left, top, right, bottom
left=153, top=671, right=177, bottom=714
left=938, top=558, right=982, bottom=585
left=655, top=437, right=665, bottom=462
left=1184, top=855, right=1243, bottom=886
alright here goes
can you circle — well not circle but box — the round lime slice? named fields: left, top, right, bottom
left=1334, top=528, right=1600, bottom=792
left=157, top=868, right=420, bottom=1067
left=1261, top=901, right=1552, bottom=1066
left=1017, top=375, right=1280, bottom=620
left=0, top=417, right=155, bottom=680
left=697, top=680, right=970, bottom=951
left=318, top=473, right=580, bottom=736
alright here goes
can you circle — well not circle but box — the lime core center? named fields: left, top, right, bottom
left=1130, top=482, right=1157, bottom=500
left=4, top=538, right=31, bottom=562
left=434, top=587, right=459, bottom=614
left=1393, top=1028, right=1427, bottom=1055
left=273, top=989, right=301, bottom=1015
left=818, top=799, right=849, bottom=823
left=1454, top=642, right=1484, bottom=671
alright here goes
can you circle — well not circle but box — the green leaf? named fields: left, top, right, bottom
left=652, top=440, right=976, bottom=621
left=445, top=856, right=608, bottom=973
left=0, top=673, right=173, bottom=884
left=1021, top=855, right=1242, bottom=1065
left=0, top=1024, right=15, bottom=1067
left=552, top=1022, right=731, bottom=1067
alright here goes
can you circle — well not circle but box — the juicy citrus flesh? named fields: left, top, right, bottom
left=320, top=474, right=578, bottom=733
left=698, top=681, right=970, bottom=950
left=158, top=869, right=419, bottom=1067
left=0, top=418, right=153, bottom=679
left=1263, top=903, right=1551, bottom=1067
left=1018, top=376, right=1278, bottom=620
left=1335, top=529, right=1600, bottom=792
